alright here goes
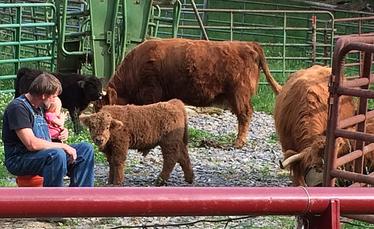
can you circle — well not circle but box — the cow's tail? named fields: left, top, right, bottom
left=255, top=43, right=282, bottom=95
left=183, top=103, right=189, bottom=145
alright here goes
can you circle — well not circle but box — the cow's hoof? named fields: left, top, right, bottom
left=155, top=177, right=168, bottom=186
left=185, top=173, right=194, bottom=184
left=234, top=139, right=245, bottom=148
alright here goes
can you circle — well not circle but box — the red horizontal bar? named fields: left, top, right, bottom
left=0, top=187, right=373, bottom=218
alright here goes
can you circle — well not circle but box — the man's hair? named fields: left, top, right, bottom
left=28, top=73, right=62, bottom=96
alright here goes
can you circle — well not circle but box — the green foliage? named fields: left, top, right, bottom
left=268, top=133, right=279, bottom=144
left=188, top=127, right=236, bottom=148
left=253, top=85, right=277, bottom=114
left=0, top=93, right=13, bottom=181
left=64, top=120, right=107, bottom=163
left=343, top=220, right=374, bottom=229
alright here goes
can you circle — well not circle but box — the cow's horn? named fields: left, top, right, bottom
left=280, top=150, right=305, bottom=169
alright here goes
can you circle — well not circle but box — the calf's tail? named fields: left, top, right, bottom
left=171, top=99, right=189, bottom=145
left=183, top=109, right=188, bottom=145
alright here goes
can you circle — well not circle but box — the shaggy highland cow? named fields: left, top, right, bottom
left=80, top=99, right=194, bottom=186
left=275, top=65, right=355, bottom=186
left=95, top=38, right=282, bottom=148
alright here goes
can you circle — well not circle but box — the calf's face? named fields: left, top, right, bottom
left=80, top=112, right=123, bottom=150
left=78, top=76, right=103, bottom=102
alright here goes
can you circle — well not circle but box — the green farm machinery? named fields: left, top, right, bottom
left=0, top=0, right=373, bottom=92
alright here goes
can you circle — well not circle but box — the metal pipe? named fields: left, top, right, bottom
left=189, top=0, right=209, bottom=40
left=0, top=187, right=374, bottom=218
left=344, top=214, right=374, bottom=225
left=331, top=170, right=374, bottom=185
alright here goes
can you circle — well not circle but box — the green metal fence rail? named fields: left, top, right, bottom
left=334, top=16, right=374, bottom=76
left=0, top=2, right=56, bottom=93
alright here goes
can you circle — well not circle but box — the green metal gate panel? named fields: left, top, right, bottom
left=56, top=0, right=163, bottom=78
left=0, top=2, right=56, bottom=93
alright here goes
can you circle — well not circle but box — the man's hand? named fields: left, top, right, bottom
left=62, top=144, right=77, bottom=163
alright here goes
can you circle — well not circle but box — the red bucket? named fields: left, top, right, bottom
left=16, top=175, right=44, bottom=187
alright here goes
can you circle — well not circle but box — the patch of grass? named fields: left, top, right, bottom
left=268, top=133, right=279, bottom=144
left=188, top=127, right=236, bottom=148
left=343, top=220, right=374, bottom=228
left=0, top=93, right=13, bottom=180
left=253, top=84, right=277, bottom=114
left=259, top=164, right=272, bottom=177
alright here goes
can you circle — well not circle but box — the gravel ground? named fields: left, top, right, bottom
left=1, top=109, right=295, bottom=228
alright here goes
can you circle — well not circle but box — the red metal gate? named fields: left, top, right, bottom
left=324, top=36, right=374, bottom=187
left=0, top=187, right=372, bottom=228
left=323, top=36, right=374, bottom=226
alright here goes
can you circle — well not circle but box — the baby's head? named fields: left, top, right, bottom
left=47, top=97, right=62, bottom=114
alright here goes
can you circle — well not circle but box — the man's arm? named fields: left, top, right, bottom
left=16, top=128, right=77, bottom=160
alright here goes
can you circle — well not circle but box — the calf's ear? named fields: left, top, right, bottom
left=77, top=80, right=86, bottom=88
left=110, top=119, right=123, bottom=130
left=79, top=114, right=92, bottom=125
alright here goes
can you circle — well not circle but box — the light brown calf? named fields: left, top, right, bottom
left=81, top=99, right=194, bottom=186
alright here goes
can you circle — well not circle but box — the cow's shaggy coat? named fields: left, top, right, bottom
left=80, top=99, right=194, bottom=186
left=96, top=38, right=282, bottom=148
left=274, top=65, right=355, bottom=186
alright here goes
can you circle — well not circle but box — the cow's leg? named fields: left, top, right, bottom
left=68, top=107, right=81, bottom=134
left=178, top=143, right=194, bottom=184
left=229, top=92, right=252, bottom=148
left=157, top=144, right=178, bottom=186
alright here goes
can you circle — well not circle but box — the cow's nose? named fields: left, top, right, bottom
left=94, top=137, right=104, bottom=145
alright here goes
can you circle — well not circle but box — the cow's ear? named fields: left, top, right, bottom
left=107, top=87, right=118, bottom=104
left=110, top=119, right=123, bottom=129
left=79, top=114, right=91, bottom=126
left=78, top=80, right=86, bottom=88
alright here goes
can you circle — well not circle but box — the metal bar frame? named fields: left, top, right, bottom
left=0, top=187, right=373, bottom=218
left=0, top=3, right=56, bottom=86
left=324, top=36, right=374, bottom=187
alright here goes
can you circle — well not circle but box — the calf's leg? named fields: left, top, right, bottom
left=104, top=151, right=114, bottom=184
left=178, top=143, right=194, bottom=184
left=157, top=144, right=179, bottom=186
left=111, top=146, right=128, bottom=185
